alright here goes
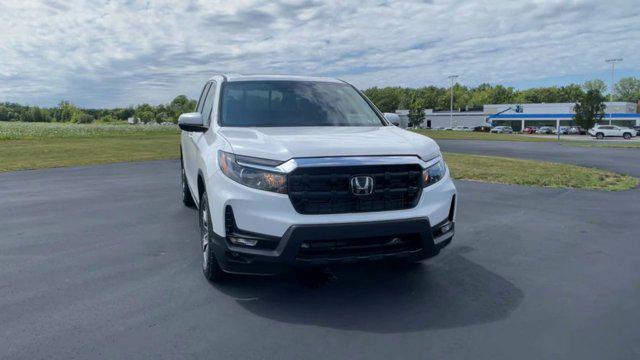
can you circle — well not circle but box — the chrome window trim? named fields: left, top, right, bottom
left=235, top=155, right=441, bottom=174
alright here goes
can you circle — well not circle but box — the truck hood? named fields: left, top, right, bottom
left=217, top=126, right=440, bottom=162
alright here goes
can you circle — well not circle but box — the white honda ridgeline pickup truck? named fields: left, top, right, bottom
left=179, top=74, right=456, bottom=282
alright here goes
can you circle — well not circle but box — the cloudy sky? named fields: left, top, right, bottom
left=1, top=0, right=639, bottom=108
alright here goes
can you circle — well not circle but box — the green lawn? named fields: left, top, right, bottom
left=0, top=136, right=180, bottom=172
left=0, top=122, right=180, bottom=172
left=444, top=152, right=638, bottom=191
left=0, top=121, right=178, bottom=140
left=414, top=129, right=640, bottom=148
left=1, top=122, right=637, bottom=190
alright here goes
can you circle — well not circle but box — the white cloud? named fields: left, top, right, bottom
left=0, top=0, right=638, bottom=107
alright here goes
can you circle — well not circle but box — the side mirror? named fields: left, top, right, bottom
left=178, top=113, right=207, bottom=132
left=383, top=113, right=401, bottom=126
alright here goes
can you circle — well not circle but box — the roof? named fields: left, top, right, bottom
left=425, top=111, right=485, bottom=116
left=488, top=113, right=640, bottom=119
left=210, top=74, right=344, bottom=83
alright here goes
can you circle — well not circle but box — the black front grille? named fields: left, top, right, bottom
left=297, top=234, right=422, bottom=260
left=287, top=164, right=423, bottom=214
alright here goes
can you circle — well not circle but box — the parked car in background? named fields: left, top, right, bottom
left=523, top=126, right=538, bottom=134
left=443, top=127, right=453, bottom=131
left=473, top=125, right=491, bottom=132
left=588, top=125, right=636, bottom=140
left=633, top=125, right=640, bottom=136
left=568, top=126, right=587, bottom=135
left=552, top=126, right=570, bottom=135
left=452, top=126, right=473, bottom=131
left=490, top=126, right=513, bottom=134
left=536, top=126, right=554, bottom=134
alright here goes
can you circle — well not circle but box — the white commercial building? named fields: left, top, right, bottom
left=421, top=109, right=486, bottom=129
left=416, top=102, right=640, bottom=130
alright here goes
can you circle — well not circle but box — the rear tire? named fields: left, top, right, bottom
left=623, top=133, right=631, bottom=140
left=596, top=133, right=604, bottom=140
left=200, top=191, right=225, bottom=282
left=181, top=162, right=195, bottom=208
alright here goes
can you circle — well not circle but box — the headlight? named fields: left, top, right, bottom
left=219, top=151, right=287, bottom=193
left=422, top=158, right=446, bottom=187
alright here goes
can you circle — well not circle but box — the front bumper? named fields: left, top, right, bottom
left=210, top=217, right=454, bottom=275
left=206, top=160, right=457, bottom=275
left=207, top=167, right=457, bottom=239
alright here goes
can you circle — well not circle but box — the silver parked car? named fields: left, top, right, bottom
left=536, top=126, right=554, bottom=134
left=490, top=126, right=513, bottom=134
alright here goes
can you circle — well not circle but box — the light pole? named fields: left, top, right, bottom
left=447, top=75, right=459, bottom=128
left=605, top=58, right=622, bottom=125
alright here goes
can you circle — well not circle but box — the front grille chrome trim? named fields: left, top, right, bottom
left=277, top=155, right=434, bottom=173
left=234, top=155, right=441, bottom=174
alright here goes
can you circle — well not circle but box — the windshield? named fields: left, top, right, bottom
left=220, top=81, right=385, bottom=127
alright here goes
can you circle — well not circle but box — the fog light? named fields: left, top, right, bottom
left=440, top=223, right=452, bottom=234
left=228, top=237, right=258, bottom=247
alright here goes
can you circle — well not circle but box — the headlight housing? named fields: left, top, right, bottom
left=218, top=151, right=287, bottom=193
left=422, top=158, right=446, bottom=187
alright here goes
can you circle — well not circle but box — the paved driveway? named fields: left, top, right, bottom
left=1, top=160, right=638, bottom=359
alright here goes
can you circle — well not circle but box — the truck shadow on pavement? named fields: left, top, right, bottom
left=214, top=246, right=523, bottom=333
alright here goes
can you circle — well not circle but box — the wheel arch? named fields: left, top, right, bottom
left=197, top=169, right=206, bottom=201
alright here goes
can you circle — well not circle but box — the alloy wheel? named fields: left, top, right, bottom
left=201, top=206, right=209, bottom=270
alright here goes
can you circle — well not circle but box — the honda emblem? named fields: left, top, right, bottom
left=350, top=176, right=374, bottom=196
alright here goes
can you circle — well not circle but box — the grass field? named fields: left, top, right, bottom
left=414, top=129, right=640, bottom=148
left=0, top=121, right=178, bottom=140
left=444, top=153, right=638, bottom=191
left=0, top=122, right=179, bottom=172
left=1, top=122, right=636, bottom=190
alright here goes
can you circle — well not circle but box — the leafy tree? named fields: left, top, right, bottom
left=398, top=92, right=425, bottom=127
left=558, top=84, right=584, bottom=102
left=407, top=106, right=424, bottom=127
left=583, top=79, right=607, bottom=94
left=0, top=105, right=15, bottom=121
left=114, top=107, right=135, bottom=120
left=135, top=104, right=156, bottom=123
left=55, top=101, right=82, bottom=122
left=21, top=107, right=52, bottom=122
left=73, top=113, right=94, bottom=124
left=139, top=111, right=155, bottom=123
left=467, top=83, right=495, bottom=109
left=573, top=89, right=606, bottom=129
left=97, top=115, right=118, bottom=123
left=614, top=77, right=640, bottom=103
left=363, top=87, right=405, bottom=113
left=169, top=95, right=197, bottom=122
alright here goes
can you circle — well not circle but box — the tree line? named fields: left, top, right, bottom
left=0, top=95, right=196, bottom=124
left=0, top=77, right=638, bottom=125
left=363, top=77, right=640, bottom=126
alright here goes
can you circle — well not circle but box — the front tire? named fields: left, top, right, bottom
left=596, top=133, right=604, bottom=140
left=199, top=191, right=225, bottom=282
left=623, top=133, right=631, bottom=140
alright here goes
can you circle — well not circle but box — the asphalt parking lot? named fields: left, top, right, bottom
left=1, top=147, right=639, bottom=359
